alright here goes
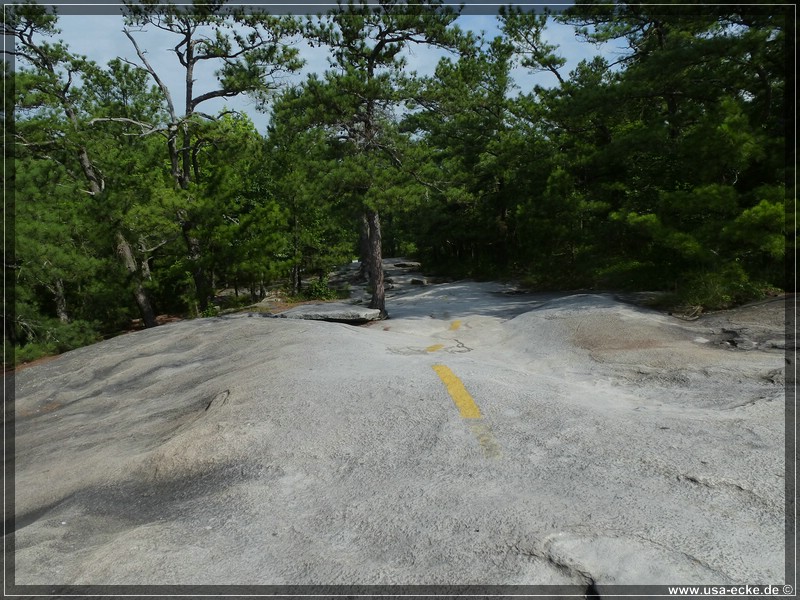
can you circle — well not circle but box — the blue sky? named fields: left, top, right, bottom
left=47, top=8, right=621, bottom=133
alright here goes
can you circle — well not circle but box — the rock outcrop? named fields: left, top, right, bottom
left=274, top=302, right=382, bottom=323
left=11, top=283, right=787, bottom=588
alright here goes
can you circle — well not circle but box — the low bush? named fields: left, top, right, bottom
left=13, top=319, right=101, bottom=365
left=675, top=263, right=772, bottom=310
left=302, top=278, right=340, bottom=301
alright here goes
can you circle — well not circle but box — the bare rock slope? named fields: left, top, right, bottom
left=11, top=268, right=789, bottom=589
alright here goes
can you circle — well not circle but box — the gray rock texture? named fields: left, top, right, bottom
left=10, top=283, right=788, bottom=588
left=274, top=302, right=381, bottom=323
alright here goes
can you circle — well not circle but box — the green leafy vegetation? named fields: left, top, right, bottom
left=301, top=278, right=343, bottom=302
left=5, top=1, right=791, bottom=365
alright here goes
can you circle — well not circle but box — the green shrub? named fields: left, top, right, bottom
left=13, top=319, right=101, bottom=365
left=302, top=278, right=339, bottom=301
left=14, top=342, right=56, bottom=365
left=677, top=263, right=768, bottom=310
left=200, top=305, right=220, bottom=318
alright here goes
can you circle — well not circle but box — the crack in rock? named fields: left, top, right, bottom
left=450, top=339, right=473, bottom=353
left=624, top=531, right=734, bottom=582
left=204, top=389, right=230, bottom=412
left=676, top=473, right=778, bottom=509
left=509, top=542, right=598, bottom=590
left=722, top=394, right=780, bottom=410
left=677, top=473, right=747, bottom=493
left=640, top=456, right=778, bottom=511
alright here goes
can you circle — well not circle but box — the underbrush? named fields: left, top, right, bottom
left=516, top=260, right=782, bottom=314
left=290, top=278, right=350, bottom=302
left=12, top=319, right=101, bottom=366
left=668, top=265, right=781, bottom=312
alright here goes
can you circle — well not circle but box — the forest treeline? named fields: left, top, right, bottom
left=4, top=1, right=792, bottom=364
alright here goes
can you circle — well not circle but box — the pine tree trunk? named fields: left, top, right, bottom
left=187, top=240, right=210, bottom=312
left=116, top=231, right=157, bottom=328
left=290, top=264, right=301, bottom=296
left=140, top=255, right=152, bottom=280
left=366, top=209, right=387, bottom=318
left=179, top=218, right=211, bottom=313
left=53, top=279, right=69, bottom=323
left=133, top=282, right=156, bottom=327
left=357, top=212, right=370, bottom=282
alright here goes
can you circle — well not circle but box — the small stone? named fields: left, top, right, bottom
left=410, top=278, right=427, bottom=285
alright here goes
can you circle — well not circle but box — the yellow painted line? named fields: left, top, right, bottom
left=432, top=364, right=482, bottom=419
left=426, top=343, right=444, bottom=353
left=449, top=320, right=462, bottom=331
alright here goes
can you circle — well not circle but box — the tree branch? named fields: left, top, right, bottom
left=194, top=110, right=239, bottom=121
left=123, top=28, right=178, bottom=123
left=139, top=234, right=178, bottom=255
left=190, top=88, right=238, bottom=111
left=87, top=117, right=162, bottom=136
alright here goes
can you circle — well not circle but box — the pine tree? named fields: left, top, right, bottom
left=301, top=0, right=466, bottom=317
left=119, top=0, right=303, bottom=310
left=5, top=2, right=159, bottom=328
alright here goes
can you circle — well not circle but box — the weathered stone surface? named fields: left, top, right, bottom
left=394, top=261, right=421, bottom=268
left=410, top=277, right=427, bottom=285
left=274, top=302, right=381, bottom=323
left=12, top=285, right=786, bottom=587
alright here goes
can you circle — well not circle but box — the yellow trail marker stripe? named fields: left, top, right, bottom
left=449, top=320, right=462, bottom=331
left=432, top=364, right=482, bottom=419
left=426, top=344, right=444, bottom=353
